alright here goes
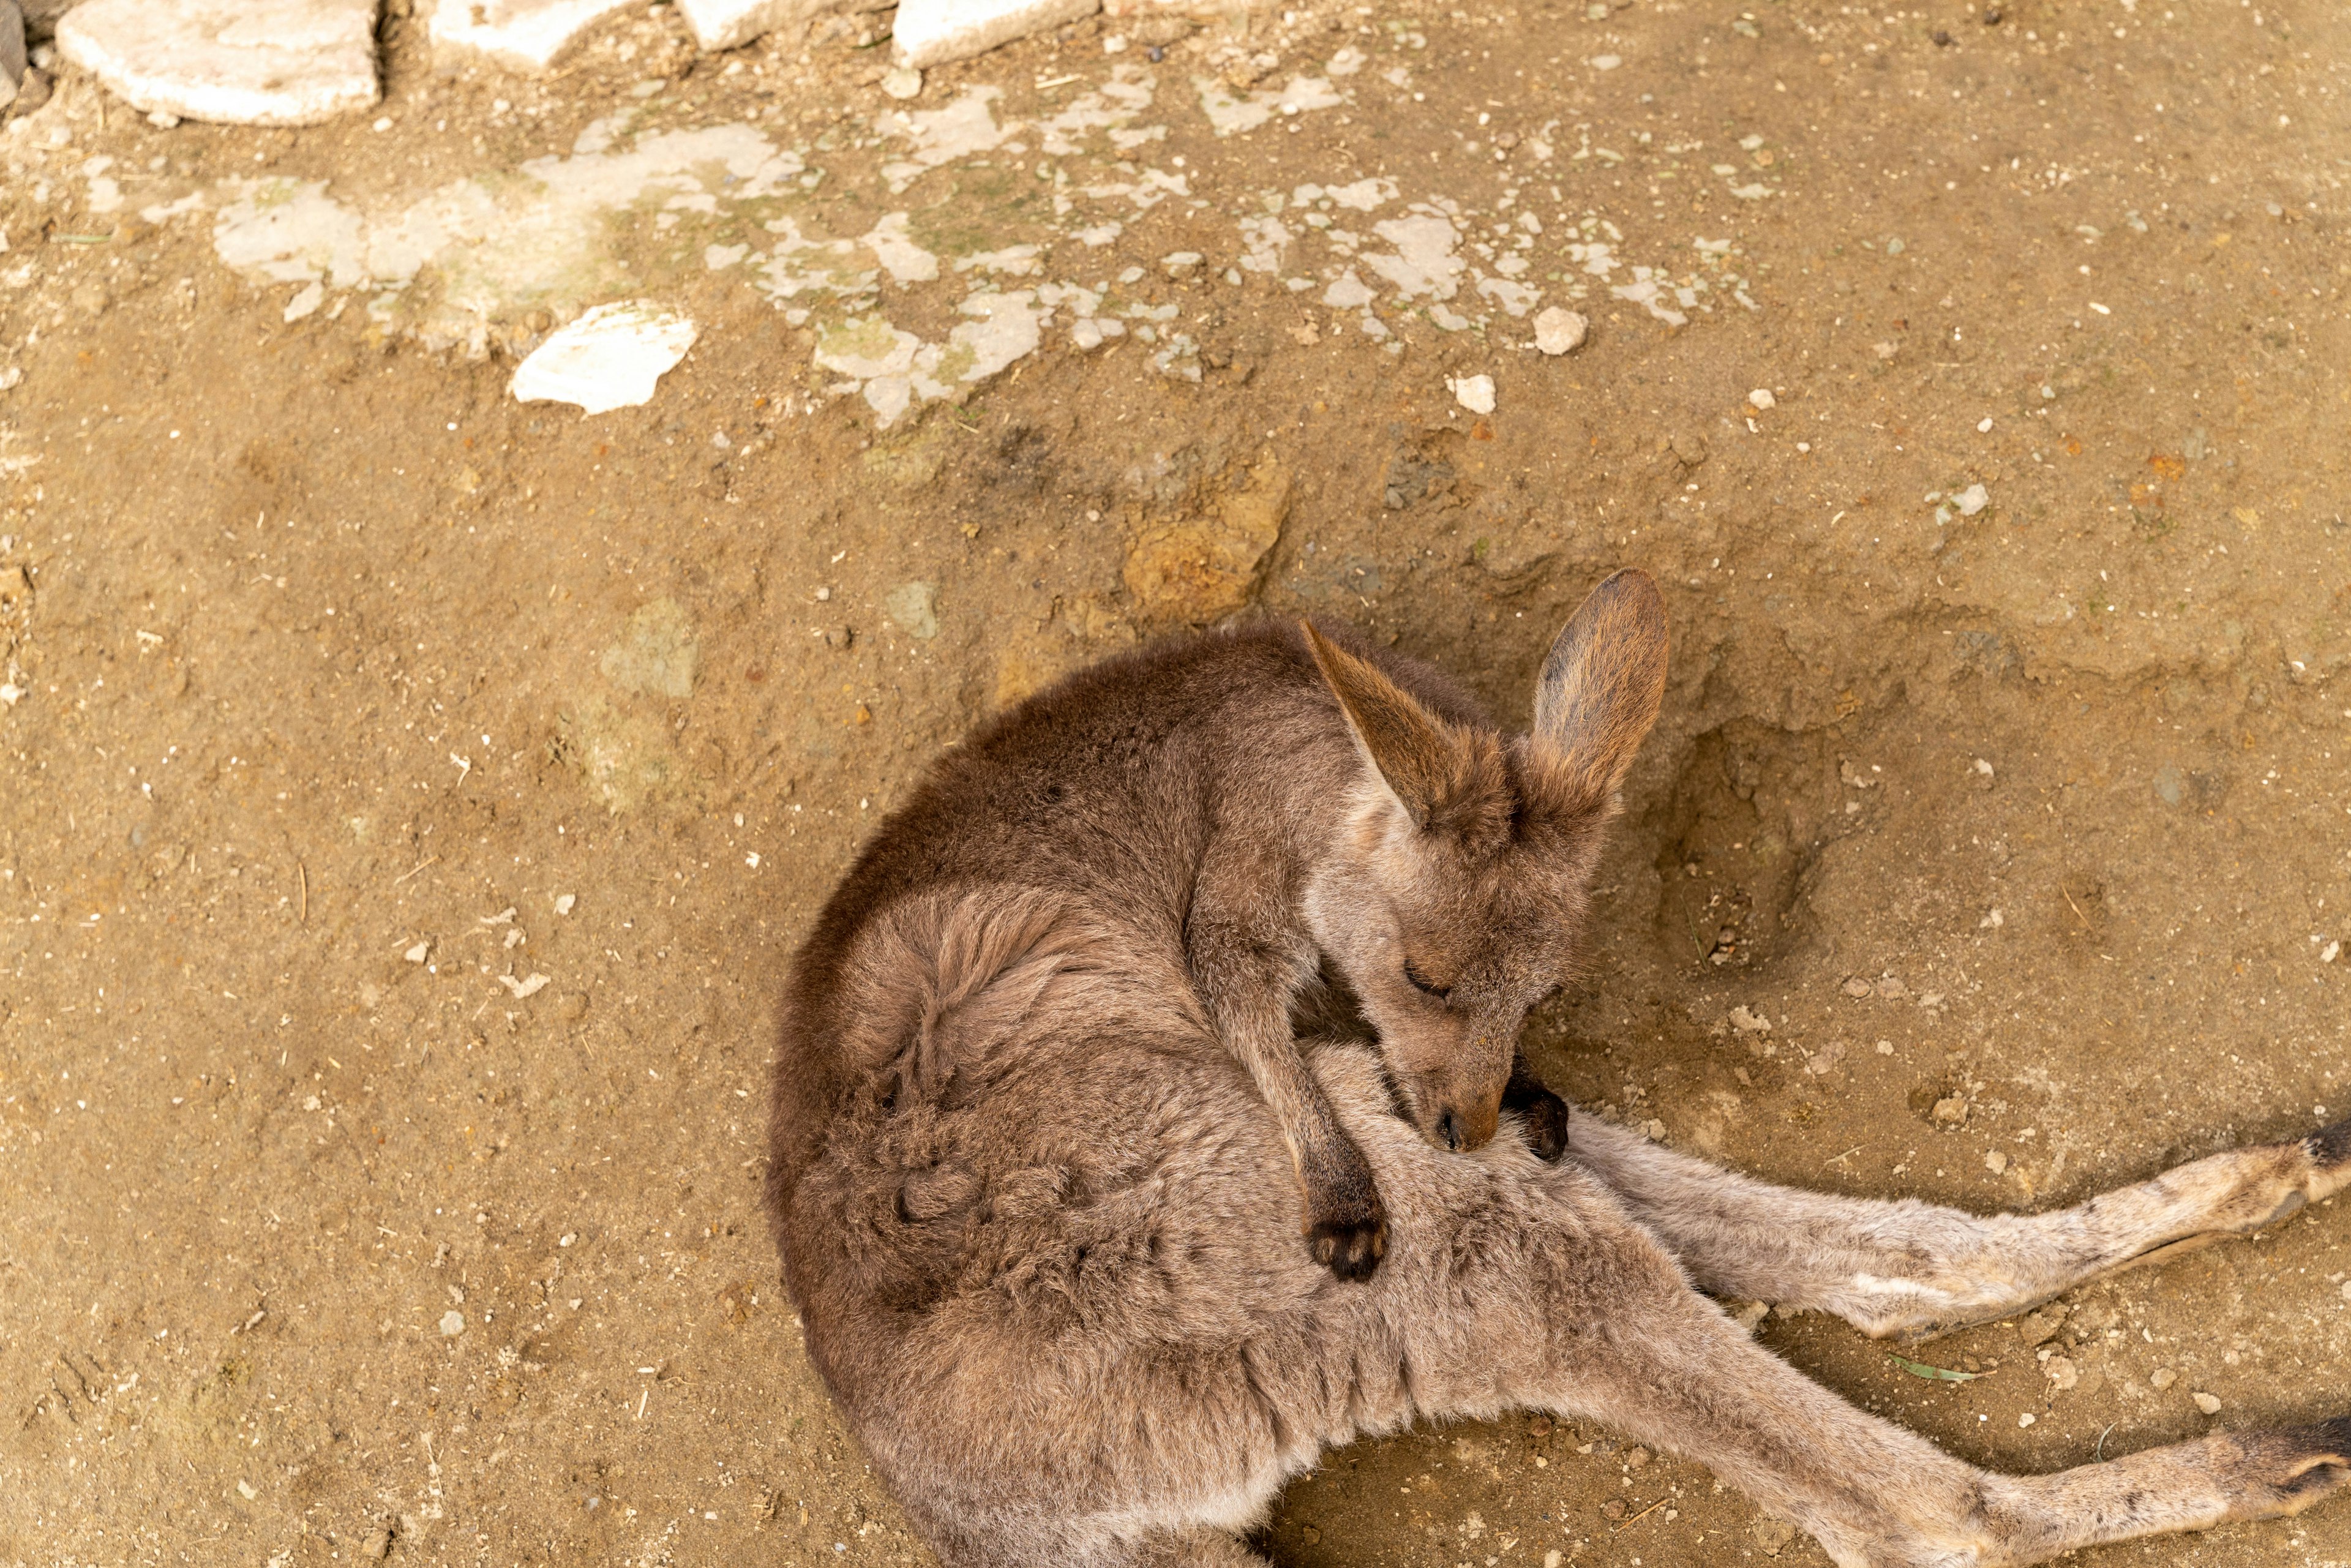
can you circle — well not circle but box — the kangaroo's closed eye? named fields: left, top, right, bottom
left=1403, top=961, right=1451, bottom=1000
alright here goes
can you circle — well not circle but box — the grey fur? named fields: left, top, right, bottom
left=768, top=583, right=2351, bottom=1567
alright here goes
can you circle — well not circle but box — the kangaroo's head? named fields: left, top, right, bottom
left=1300, top=569, right=1669, bottom=1155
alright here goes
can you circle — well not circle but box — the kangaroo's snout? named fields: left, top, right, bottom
left=1427, top=1093, right=1502, bottom=1154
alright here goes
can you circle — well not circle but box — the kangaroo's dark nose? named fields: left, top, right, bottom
left=1437, top=1109, right=1463, bottom=1151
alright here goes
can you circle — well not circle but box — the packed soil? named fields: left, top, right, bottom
left=2, top=0, right=2347, bottom=1564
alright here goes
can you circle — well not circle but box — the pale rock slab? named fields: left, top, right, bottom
left=512, top=301, right=696, bottom=414
left=893, top=0, right=1097, bottom=70
left=676, top=0, right=804, bottom=51
left=427, top=0, right=634, bottom=73
left=1, top=2, right=25, bottom=111
left=56, top=0, right=379, bottom=127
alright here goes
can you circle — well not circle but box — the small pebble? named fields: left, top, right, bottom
left=440, top=1310, right=466, bottom=1337
left=1448, top=374, right=1496, bottom=415
left=2017, top=1412, right=2036, bottom=1428
left=1985, top=1150, right=2008, bottom=1175
left=1931, top=1096, right=1968, bottom=1125
left=881, top=66, right=922, bottom=100
left=2193, top=1392, right=2222, bottom=1415
left=1954, top=482, right=1989, bottom=517
left=360, top=1525, right=393, bottom=1559
left=554, top=893, right=577, bottom=915
left=1977, top=416, right=1994, bottom=432
left=1747, top=388, right=1775, bottom=410
left=146, top=110, right=180, bottom=129
left=2018, top=1307, right=2067, bottom=1347
left=1532, top=306, right=1588, bottom=355
left=404, top=941, right=430, bottom=964
left=2150, top=1367, right=2177, bottom=1389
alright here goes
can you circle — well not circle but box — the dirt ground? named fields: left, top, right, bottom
left=2, top=0, right=2348, bottom=1562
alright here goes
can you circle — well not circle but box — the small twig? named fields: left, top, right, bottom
left=1614, top=1497, right=1669, bottom=1532
left=2095, top=1422, right=2117, bottom=1461
left=1821, top=1144, right=1867, bottom=1171
left=297, top=862, right=308, bottom=925
left=393, top=855, right=440, bottom=885
left=2061, top=885, right=2091, bottom=929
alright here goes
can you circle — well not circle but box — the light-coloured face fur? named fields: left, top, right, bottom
left=1300, top=572, right=1670, bottom=1153
left=1304, top=751, right=1607, bottom=1152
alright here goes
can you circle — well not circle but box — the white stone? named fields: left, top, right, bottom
left=439, top=1310, right=466, bottom=1337
left=1, top=1, right=24, bottom=111
left=56, top=0, right=379, bottom=128
left=427, top=0, right=636, bottom=73
left=1532, top=306, right=1586, bottom=355
left=512, top=301, right=697, bottom=415
left=1954, top=482, right=1989, bottom=517
left=1748, top=387, right=1775, bottom=410
left=1447, top=374, right=1495, bottom=416
left=677, top=0, right=810, bottom=52
left=881, top=66, right=923, bottom=100
left=893, top=0, right=1099, bottom=70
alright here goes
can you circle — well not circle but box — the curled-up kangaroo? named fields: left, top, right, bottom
left=768, top=572, right=2351, bottom=1568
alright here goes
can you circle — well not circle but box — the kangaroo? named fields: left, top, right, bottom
left=774, top=570, right=1670, bottom=1280
left=767, top=576, right=2351, bottom=1567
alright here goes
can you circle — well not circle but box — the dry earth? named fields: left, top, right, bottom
left=2, top=0, right=2348, bottom=1564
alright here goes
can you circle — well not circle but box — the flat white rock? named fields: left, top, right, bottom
left=427, top=0, right=636, bottom=73
left=1448, top=373, right=1496, bottom=416
left=56, top=0, right=379, bottom=127
left=1532, top=306, right=1587, bottom=356
left=894, top=0, right=1098, bottom=70
left=676, top=0, right=811, bottom=51
left=1, top=2, right=25, bottom=111
left=512, top=302, right=697, bottom=415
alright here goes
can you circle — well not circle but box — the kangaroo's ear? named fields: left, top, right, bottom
left=1531, top=569, right=1670, bottom=804
left=1302, top=620, right=1471, bottom=826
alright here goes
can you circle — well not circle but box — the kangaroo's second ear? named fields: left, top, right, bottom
left=1302, top=620, right=1466, bottom=825
left=1531, top=569, right=1670, bottom=802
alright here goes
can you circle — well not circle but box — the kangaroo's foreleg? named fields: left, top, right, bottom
left=1187, top=891, right=1386, bottom=1277
left=1565, top=1112, right=2351, bottom=1337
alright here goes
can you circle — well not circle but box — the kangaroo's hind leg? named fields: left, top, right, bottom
left=1322, top=1054, right=2351, bottom=1567
left=1564, top=1110, right=2351, bottom=1338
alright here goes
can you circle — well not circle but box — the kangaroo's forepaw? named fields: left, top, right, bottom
left=1305, top=1198, right=1387, bottom=1280
left=1518, top=1089, right=1572, bottom=1163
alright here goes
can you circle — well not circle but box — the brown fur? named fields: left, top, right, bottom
left=768, top=577, right=2351, bottom=1567
left=775, top=572, right=1665, bottom=1283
